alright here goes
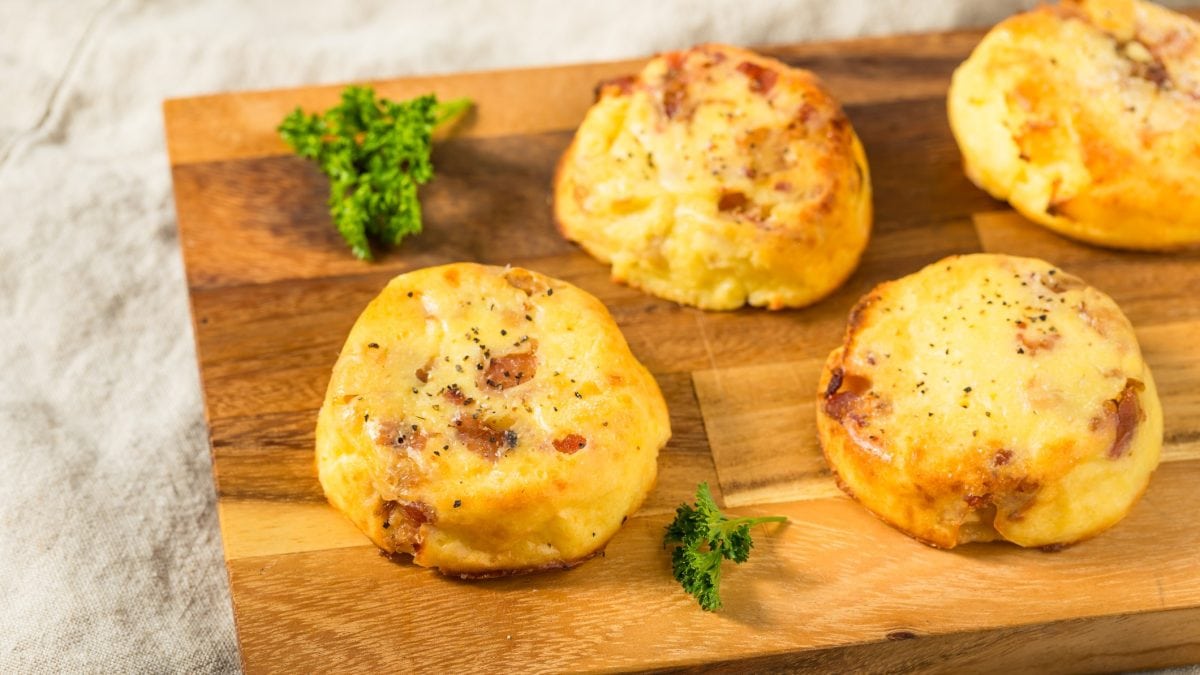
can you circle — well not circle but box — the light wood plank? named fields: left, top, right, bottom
left=692, top=358, right=837, bottom=507
left=219, top=500, right=369, bottom=560
left=228, top=459, right=1200, bottom=673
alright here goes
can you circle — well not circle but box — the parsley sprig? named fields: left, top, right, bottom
left=278, top=86, right=471, bottom=260
left=664, top=483, right=788, bottom=611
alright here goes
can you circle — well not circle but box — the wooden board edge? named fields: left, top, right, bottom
left=658, top=605, right=1200, bottom=674
left=160, top=26, right=1005, bottom=168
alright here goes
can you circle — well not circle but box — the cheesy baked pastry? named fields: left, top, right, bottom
left=948, top=0, right=1200, bottom=249
left=316, top=263, right=670, bottom=577
left=817, top=254, right=1162, bottom=549
left=554, top=43, right=872, bottom=310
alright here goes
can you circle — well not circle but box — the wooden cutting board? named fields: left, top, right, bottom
left=165, top=24, right=1200, bottom=674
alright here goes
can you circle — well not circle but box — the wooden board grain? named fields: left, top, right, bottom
left=166, top=24, right=1200, bottom=674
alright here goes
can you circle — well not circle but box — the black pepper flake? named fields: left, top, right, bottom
left=964, top=387, right=972, bottom=393
left=443, top=445, right=449, bottom=450
left=500, top=329, right=507, bottom=336
left=575, top=391, right=582, bottom=399
left=1018, top=347, right=1025, bottom=354
left=363, top=413, right=369, bottom=422
left=547, top=288, right=554, bottom=296
left=455, top=364, right=464, bottom=373
left=525, top=315, right=532, bottom=321
left=453, top=499, right=462, bottom=508
left=368, top=342, right=379, bottom=349
left=407, top=291, right=413, bottom=298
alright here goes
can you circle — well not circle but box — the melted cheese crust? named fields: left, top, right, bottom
left=555, top=43, right=872, bottom=310
left=316, top=264, right=670, bottom=576
left=817, top=254, right=1162, bottom=548
left=949, top=0, right=1200, bottom=249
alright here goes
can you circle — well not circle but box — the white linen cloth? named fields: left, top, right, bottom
left=3, top=0, right=1198, bottom=671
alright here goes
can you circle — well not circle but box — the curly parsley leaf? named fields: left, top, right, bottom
left=664, top=482, right=787, bottom=611
left=278, top=86, right=471, bottom=260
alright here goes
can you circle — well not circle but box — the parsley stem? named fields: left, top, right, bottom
left=435, top=97, right=473, bottom=126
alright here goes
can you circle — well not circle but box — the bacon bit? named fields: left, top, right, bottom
left=992, top=449, right=1013, bottom=467
left=380, top=500, right=437, bottom=549
left=553, top=434, right=588, bottom=454
left=1109, top=380, right=1146, bottom=459
left=415, top=367, right=430, bottom=383
left=443, top=384, right=473, bottom=406
left=1014, top=477, right=1040, bottom=494
left=656, top=52, right=692, bottom=120
left=662, top=79, right=687, bottom=119
left=796, top=103, right=817, bottom=126
left=1018, top=331, right=1060, bottom=355
left=827, top=114, right=849, bottom=138
left=965, top=494, right=991, bottom=509
left=718, top=190, right=748, bottom=212
left=825, top=367, right=845, bottom=398
left=824, top=391, right=860, bottom=422
left=482, top=350, right=537, bottom=390
left=453, top=415, right=511, bottom=461
left=594, top=74, right=636, bottom=101
left=374, top=421, right=427, bottom=453
left=823, top=367, right=875, bottom=422
left=736, top=61, right=778, bottom=94
left=1132, top=58, right=1171, bottom=88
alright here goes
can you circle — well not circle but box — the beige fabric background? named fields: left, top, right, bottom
left=3, top=0, right=1198, bottom=671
